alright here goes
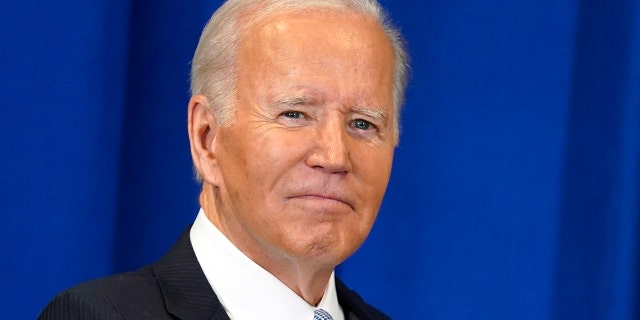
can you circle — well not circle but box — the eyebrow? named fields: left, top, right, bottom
left=273, top=95, right=389, bottom=124
left=353, top=107, right=389, bottom=124
left=273, top=95, right=314, bottom=106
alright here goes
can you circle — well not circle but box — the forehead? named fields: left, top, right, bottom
left=236, top=10, right=395, bottom=100
left=240, top=10, right=390, bottom=56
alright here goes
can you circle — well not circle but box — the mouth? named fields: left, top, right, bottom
left=287, top=194, right=354, bottom=211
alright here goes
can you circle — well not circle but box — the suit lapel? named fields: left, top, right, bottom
left=152, top=227, right=230, bottom=320
left=337, top=278, right=362, bottom=320
left=337, top=278, right=377, bottom=320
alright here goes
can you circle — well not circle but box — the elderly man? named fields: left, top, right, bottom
left=39, top=0, right=408, bottom=319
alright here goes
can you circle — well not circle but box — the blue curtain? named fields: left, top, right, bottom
left=1, top=1, right=638, bottom=319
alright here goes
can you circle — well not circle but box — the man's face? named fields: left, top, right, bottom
left=209, top=11, right=395, bottom=269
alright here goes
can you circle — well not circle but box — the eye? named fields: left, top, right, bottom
left=352, top=119, right=374, bottom=130
left=282, top=111, right=303, bottom=119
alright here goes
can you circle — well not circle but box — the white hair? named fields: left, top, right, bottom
left=190, top=0, right=410, bottom=140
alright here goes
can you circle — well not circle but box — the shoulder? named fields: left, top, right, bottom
left=38, top=266, right=170, bottom=320
left=335, top=278, right=391, bottom=320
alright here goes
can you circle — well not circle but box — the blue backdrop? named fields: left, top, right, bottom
left=1, top=1, right=639, bottom=319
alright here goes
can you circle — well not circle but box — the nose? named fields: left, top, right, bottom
left=304, top=118, right=352, bottom=175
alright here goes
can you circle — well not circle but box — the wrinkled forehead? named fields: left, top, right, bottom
left=236, top=11, right=394, bottom=82
left=233, top=10, right=396, bottom=129
left=237, top=9, right=392, bottom=64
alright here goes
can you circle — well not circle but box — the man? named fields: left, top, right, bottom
left=39, top=0, right=408, bottom=319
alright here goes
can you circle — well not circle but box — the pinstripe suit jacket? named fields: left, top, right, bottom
left=39, top=228, right=390, bottom=320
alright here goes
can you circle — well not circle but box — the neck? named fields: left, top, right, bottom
left=199, top=185, right=334, bottom=305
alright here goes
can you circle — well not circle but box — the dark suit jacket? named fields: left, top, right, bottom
left=39, top=227, right=390, bottom=320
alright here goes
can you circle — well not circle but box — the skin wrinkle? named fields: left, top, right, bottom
left=269, top=90, right=390, bottom=143
left=191, top=2, right=408, bottom=139
left=189, top=9, right=395, bottom=305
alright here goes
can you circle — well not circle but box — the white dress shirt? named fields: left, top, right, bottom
left=190, top=208, right=344, bottom=320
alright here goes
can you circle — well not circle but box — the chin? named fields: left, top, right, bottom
left=293, top=232, right=365, bottom=266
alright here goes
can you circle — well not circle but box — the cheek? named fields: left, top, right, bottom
left=231, top=130, right=311, bottom=202
left=352, top=146, right=394, bottom=212
left=355, top=145, right=393, bottom=184
left=260, top=130, right=313, bottom=168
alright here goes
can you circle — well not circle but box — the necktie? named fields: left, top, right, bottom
left=314, top=309, right=334, bottom=320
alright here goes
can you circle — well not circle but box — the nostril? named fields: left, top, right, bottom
left=310, top=164, right=350, bottom=175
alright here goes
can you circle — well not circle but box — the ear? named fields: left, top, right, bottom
left=187, top=94, right=221, bottom=185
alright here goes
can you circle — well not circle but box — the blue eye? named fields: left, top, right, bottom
left=353, top=119, right=372, bottom=130
left=282, top=111, right=302, bottom=118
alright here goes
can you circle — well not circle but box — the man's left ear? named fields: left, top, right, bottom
left=187, top=94, right=220, bottom=185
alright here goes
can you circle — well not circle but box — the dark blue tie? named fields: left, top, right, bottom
left=314, top=309, right=334, bottom=320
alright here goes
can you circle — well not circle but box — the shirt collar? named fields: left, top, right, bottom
left=190, top=208, right=344, bottom=320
